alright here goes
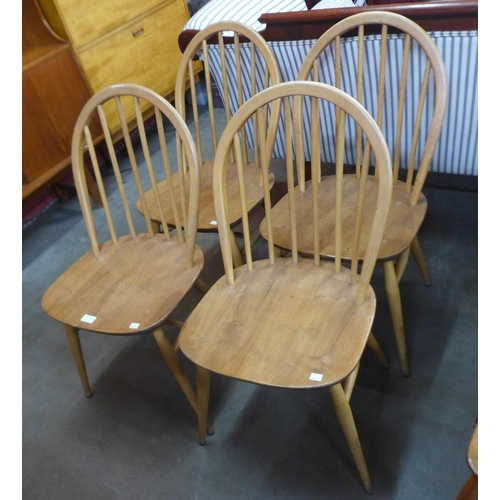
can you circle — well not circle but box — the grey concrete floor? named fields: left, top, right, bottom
left=22, top=106, right=478, bottom=499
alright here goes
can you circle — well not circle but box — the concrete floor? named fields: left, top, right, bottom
left=22, top=106, right=478, bottom=499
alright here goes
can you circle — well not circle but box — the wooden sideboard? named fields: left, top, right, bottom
left=22, top=0, right=101, bottom=204
left=38, top=0, right=193, bottom=132
left=23, top=0, right=194, bottom=206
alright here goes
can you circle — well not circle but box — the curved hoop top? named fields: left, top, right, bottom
left=213, top=80, right=392, bottom=303
left=175, top=20, right=281, bottom=106
left=297, top=11, right=447, bottom=205
left=71, top=83, right=200, bottom=265
left=73, top=83, right=199, bottom=171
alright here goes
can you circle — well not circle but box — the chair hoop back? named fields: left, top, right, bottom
left=297, top=11, right=447, bottom=205
left=175, top=21, right=282, bottom=170
left=71, top=83, right=200, bottom=267
left=213, top=81, right=393, bottom=304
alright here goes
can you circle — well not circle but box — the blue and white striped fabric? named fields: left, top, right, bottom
left=203, top=31, right=478, bottom=175
left=184, top=0, right=308, bottom=32
left=184, top=0, right=477, bottom=176
left=184, top=0, right=360, bottom=32
left=312, top=0, right=359, bottom=9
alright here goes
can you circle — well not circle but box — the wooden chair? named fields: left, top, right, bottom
left=456, top=423, right=478, bottom=500
left=178, top=81, right=394, bottom=493
left=260, top=11, right=447, bottom=375
left=42, top=84, right=203, bottom=417
left=136, top=21, right=281, bottom=267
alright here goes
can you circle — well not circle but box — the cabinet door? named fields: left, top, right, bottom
left=77, top=1, right=189, bottom=131
left=47, top=0, right=168, bottom=48
left=22, top=46, right=92, bottom=183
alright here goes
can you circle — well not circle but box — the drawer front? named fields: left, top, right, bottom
left=78, top=1, right=189, bottom=130
left=51, top=0, right=169, bottom=48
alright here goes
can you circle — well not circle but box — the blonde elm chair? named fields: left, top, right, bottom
left=42, top=84, right=203, bottom=418
left=137, top=21, right=281, bottom=267
left=260, top=11, right=447, bottom=375
left=456, top=423, right=478, bottom=500
left=178, top=81, right=393, bottom=493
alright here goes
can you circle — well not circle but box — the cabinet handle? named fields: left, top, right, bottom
left=132, top=28, right=144, bottom=37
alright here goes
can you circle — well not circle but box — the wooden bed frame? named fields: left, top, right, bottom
left=260, top=0, right=477, bottom=40
left=178, top=0, right=478, bottom=190
left=180, top=1, right=478, bottom=50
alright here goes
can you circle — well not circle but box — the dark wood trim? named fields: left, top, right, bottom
left=258, top=1, right=477, bottom=42
left=178, top=1, right=477, bottom=50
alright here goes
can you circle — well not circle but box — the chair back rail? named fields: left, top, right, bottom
left=71, top=83, right=200, bottom=267
left=213, top=81, right=393, bottom=304
left=296, top=11, right=447, bottom=205
left=175, top=21, right=282, bottom=172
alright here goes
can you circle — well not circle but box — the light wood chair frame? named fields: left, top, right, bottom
left=290, top=11, right=447, bottom=375
left=179, top=81, right=393, bottom=493
left=42, top=83, right=203, bottom=416
left=138, top=21, right=282, bottom=268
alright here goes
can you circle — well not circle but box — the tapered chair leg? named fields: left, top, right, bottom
left=195, top=278, right=210, bottom=296
left=383, top=260, right=410, bottom=376
left=150, top=220, right=162, bottom=235
left=342, top=362, right=360, bottom=402
left=153, top=328, right=198, bottom=415
left=196, top=366, right=211, bottom=445
left=367, top=331, right=389, bottom=369
left=64, top=324, right=92, bottom=397
left=410, top=235, right=431, bottom=286
left=395, top=247, right=410, bottom=284
left=229, top=230, right=244, bottom=268
left=456, top=473, right=478, bottom=500
left=330, top=383, right=373, bottom=494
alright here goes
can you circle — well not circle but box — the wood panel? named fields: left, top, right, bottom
left=39, top=0, right=167, bottom=48
left=258, top=1, right=478, bottom=41
left=77, top=1, right=188, bottom=132
left=178, top=1, right=478, bottom=50
left=22, top=0, right=99, bottom=203
left=22, top=47, right=92, bottom=185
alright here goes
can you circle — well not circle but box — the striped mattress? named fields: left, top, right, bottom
left=184, top=1, right=478, bottom=176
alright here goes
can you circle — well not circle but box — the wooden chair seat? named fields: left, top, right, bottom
left=177, top=81, right=395, bottom=493
left=180, top=258, right=375, bottom=389
left=257, top=12, right=447, bottom=376
left=261, top=175, right=427, bottom=262
left=138, top=161, right=275, bottom=231
left=40, top=83, right=203, bottom=414
left=136, top=21, right=281, bottom=265
left=43, top=234, right=204, bottom=335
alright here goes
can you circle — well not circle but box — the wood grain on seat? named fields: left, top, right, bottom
left=42, top=83, right=203, bottom=417
left=137, top=21, right=281, bottom=267
left=260, top=11, right=447, bottom=376
left=179, top=81, right=394, bottom=493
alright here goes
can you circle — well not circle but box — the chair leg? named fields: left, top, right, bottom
left=342, top=362, right=360, bottom=403
left=152, top=328, right=198, bottom=416
left=229, top=230, right=244, bottom=268
left=410, top=235, right=431, bottom=286
left=150, top=220, right=161, bottom=235
left=395, top=247, right=410, bottom=284
left=64, top=324, right=92, bottom=397
left=329, top=383, right=372, bottom=494
left=367, top=331, right=389, bottom=369
left=383, top=260, right=410, bottom=377
left=83, top=163, right=103, bottom=208
left=456, top=473, right=478, bottom=500
left=195, top=278, right=210, bottom=296
left=249, top=226, right=263, bottom=248
left=196, top=366, right=211, bottom=445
